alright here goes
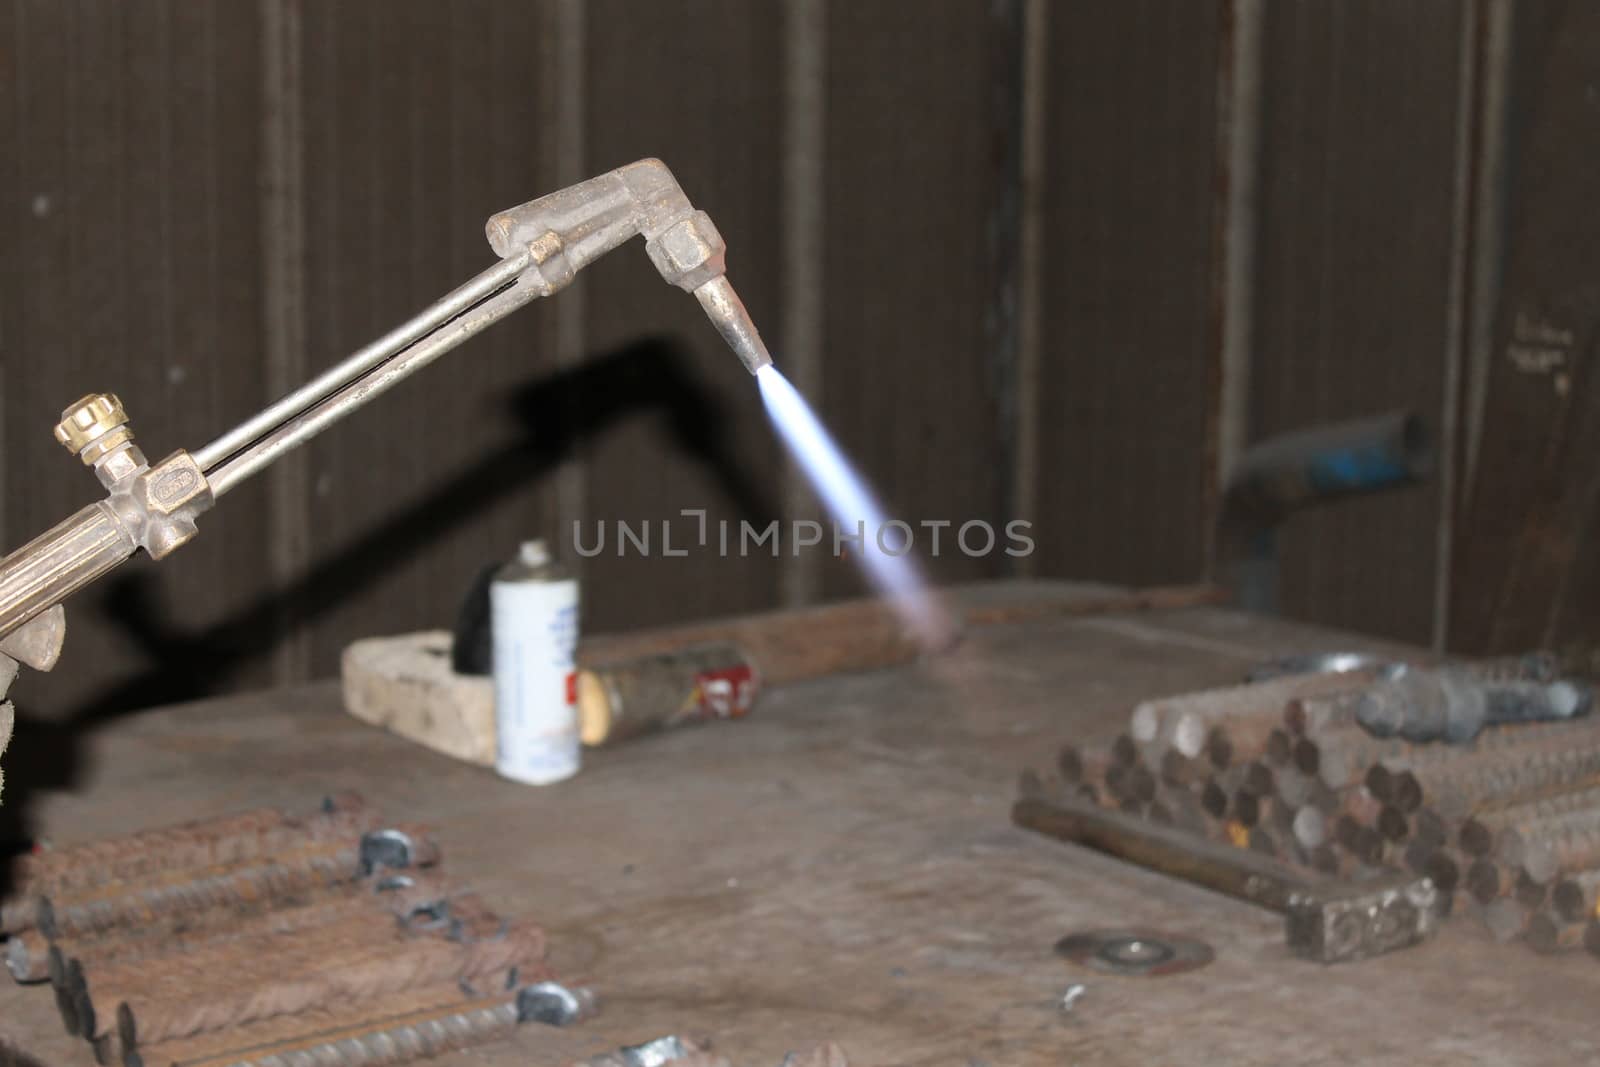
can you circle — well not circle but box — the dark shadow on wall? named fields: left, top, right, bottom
left=0, top=335, right=778, bottom=873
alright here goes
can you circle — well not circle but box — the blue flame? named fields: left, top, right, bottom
left=756, top=365, right=951, bottom=649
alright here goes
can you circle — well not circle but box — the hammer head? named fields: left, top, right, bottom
left=1285, top=873, right=1439, bottom=963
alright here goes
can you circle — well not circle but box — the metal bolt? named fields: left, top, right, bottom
left=1058, top=984, right=1087, bottom=1015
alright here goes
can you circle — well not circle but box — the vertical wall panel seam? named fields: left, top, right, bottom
left=1462, top=0, right=1515, bottom=504
left=553, top=0, right=588, bottom=580
left=1014, top=0, right=1046, bottom=578
left=779, top=0, right=826, bottom=606
left=1433, top=0, right=1484, bottom=652
left=1204, top=0, right=1264, bottom=577
left=259, top=0, right=311, bottom=684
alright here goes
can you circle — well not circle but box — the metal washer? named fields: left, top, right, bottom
left=1055, top=928, right=1214, bottom=977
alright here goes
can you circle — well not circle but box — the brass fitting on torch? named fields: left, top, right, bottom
left=484, top=158, right=774, bottom=374
left=53, top=393, right=214, bottom=561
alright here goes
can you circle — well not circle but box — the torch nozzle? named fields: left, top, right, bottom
left=694, top=276, right=774, bottom=375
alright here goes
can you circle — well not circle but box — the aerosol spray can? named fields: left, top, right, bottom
left=491, top=540, right=580, bottom=784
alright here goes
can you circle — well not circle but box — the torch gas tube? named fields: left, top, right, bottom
left=0, top=159, right=775, bottom=685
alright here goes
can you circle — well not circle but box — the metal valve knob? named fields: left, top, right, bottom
left=54, top=392, right=134, bottom=466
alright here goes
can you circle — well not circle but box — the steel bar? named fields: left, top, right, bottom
left=64, top=877, right=456, bottom=976
left=7, top=800, right=373, bottom=924
left=1519, top=815, right=1600, bottom=885
left=103, top=920, right=545, bottom=1046
left=1376, top=806, right=1411, bottom=843
left=1404, top=742, right=1600, bottom=817
left=123, top=978, right=513, bottom=1067
left=1526, top=911, right=1588, bottom=954
left=1130, top=672, right=1374, bottom=760
left=192, top=255, right=530, bottom=472
left=163, top=994, right=528, bottom=1067
left=41, top=828, right=437, bottom=941
left=1481, top=897, right=1530, bottom=943
left=1465, top=858, right=1515, bottom=906
left=1463, top=787, right=1600, bottom=863
left=1552, top=869, right=1600, bottom=923
left=1284, top=692, right=1361, bottom=737
left=207, top=282, right=540, bottom=498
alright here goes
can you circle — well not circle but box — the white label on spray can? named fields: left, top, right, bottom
left=492, top=572, right=580, bottom=785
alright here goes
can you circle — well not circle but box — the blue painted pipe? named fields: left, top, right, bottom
left=1220, top=410, right=1432, bottom=613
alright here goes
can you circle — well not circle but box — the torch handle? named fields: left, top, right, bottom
left=0, top=502, right=135, bottom=640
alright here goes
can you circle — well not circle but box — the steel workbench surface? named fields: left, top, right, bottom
left=2, top=595, right=1596, bottom=1065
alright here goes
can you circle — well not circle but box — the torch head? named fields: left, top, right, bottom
left=692, top=275, right=774, bottom=375
left=643, top=209, right=773, bottom=375
left=485, top=159, right=775, bottom=376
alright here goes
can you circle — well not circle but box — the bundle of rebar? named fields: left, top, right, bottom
left=0, top=796, right=572, bottom=1067
left=1027, top=656, right=1600, bottom=963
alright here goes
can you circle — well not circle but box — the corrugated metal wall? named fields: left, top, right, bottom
left=0, top=1, right=1585, bottom=720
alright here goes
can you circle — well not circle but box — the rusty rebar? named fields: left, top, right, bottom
left=7, top=796, right=370, bottom=917
left=1308, top=845, right=1340, bottom=875
left=1159, top=748, right=1207, bottom=787
left=94, top=916, right=544, bottom=1046
left=41, top=828, right=438, bottom=942
left=1414, top=808, right=1447, bottom=850
left=1376, top=806, right=1410, bottom=844
left=162, top=994, right=532, bottom=1067
left=1403, top=740, right=1600, bottom=817
left=1231, top=790, right=1261, bottom=829
left=1519, top=814, right=1600, bottom=885
left=1200, top=779, right=1229, bottom=820
left=1240, top=761, right=1275, bottom=798
left=1517, top=869, right=1550, bottom=909
left=1132, top=672, right=1377, bottom=760
left=1472, top=788, right=1600, bottom=864
left=1423, top=851, right=1461, bottom=895
left=1403, top=839, right=1437, bottom=875
left=1389, top=771, right=1424, bottom=813
left=1481, top=897, right=1530, bottom=943
left=1526, top=911, right=1588, bottom=954
left=1204, top=727, right=1234, bottom=771
left=1284, top=692, right=1362, bottom=737
left=1309, top=731, right=1421, bottom=791
left=1466, top=859, right=1515, bottom=906
left=67, top=877, right=458, bottom=977
left=1124, top=765, right=1158, bottom=807
left=1263, top=728, right=1293, bottom=767
left=1552, top=869, right=1600, bottom=923
left=123, top=970, right=571, bottom=1067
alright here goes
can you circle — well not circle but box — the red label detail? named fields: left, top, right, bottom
left=693, top=665, right=758, bottom=720
left=565, top=671, right=578, bottom=705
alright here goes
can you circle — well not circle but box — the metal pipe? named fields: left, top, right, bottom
left=1219, top=410, right=1433, bottom=613
left=192, top=253, right=531, bottom=472
left=207, top=282, right=539, bottom=498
